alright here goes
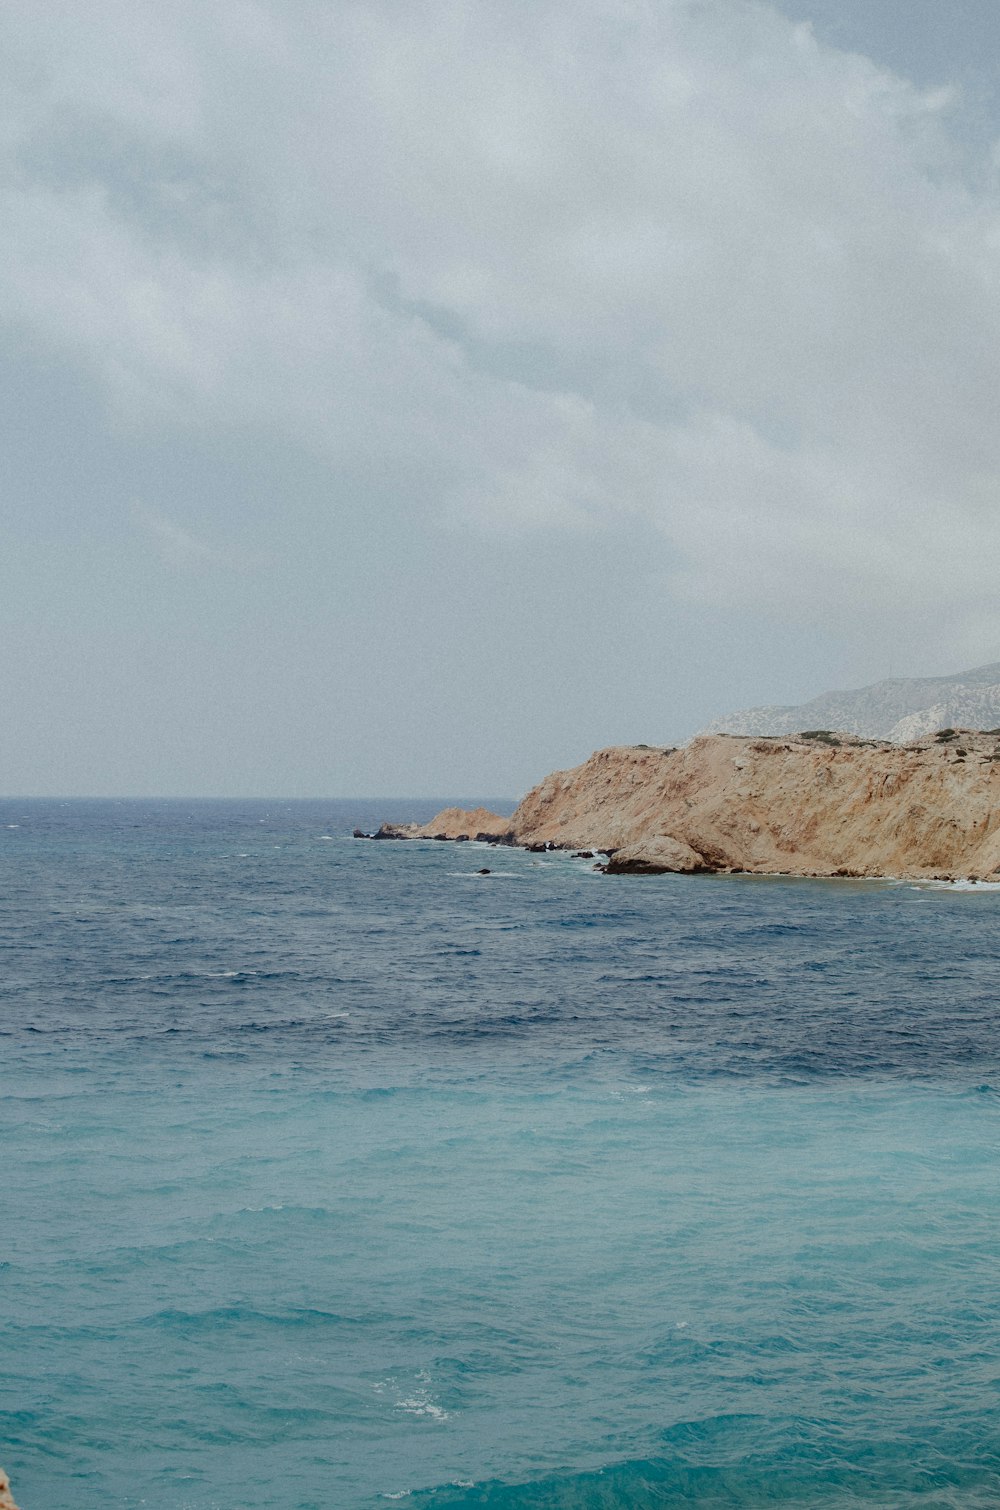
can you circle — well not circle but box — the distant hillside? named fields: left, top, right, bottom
left=701, top=663, right=1000, bottom=742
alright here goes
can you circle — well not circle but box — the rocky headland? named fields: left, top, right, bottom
left=367, top=729, right=1000, bottom=880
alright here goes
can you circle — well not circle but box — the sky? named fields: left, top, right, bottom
left=5, top=0, right=1000, bottom=797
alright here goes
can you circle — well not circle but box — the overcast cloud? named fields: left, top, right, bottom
left=4, top=0, right=1000, bottom=794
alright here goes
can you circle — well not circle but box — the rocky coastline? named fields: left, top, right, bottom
left=362, top=729, right=1000, bottom=881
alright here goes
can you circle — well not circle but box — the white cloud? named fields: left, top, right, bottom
left=5, top=0, right=1000, bottom=658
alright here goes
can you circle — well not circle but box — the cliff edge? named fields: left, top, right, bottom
left=375, top=730, right=1000, bottom=880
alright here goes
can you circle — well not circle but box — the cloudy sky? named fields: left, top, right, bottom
left=5, top=0, right=1000, bottom=796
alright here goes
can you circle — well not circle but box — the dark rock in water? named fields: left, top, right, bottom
left=573, top=851, right=594, bottom=859
left=455, top=834, right=469, bottom=842
left=477, top=867, right=491, bottom=875
left=352, top=829, right=371, bottom=839
left=527, top=841, right=559, bottom=853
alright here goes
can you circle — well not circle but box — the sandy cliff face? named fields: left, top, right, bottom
left=505, top=733, right=1000, bottom=879
left=0, top=1467, right=20, bottom=1510
left=391, top=731, right=1000, bottom=880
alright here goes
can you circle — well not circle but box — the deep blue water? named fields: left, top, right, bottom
left=3, top=799, right=1000, bottom=1508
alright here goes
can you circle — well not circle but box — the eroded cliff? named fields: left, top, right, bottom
left=377, top=730, right=1000, bottom=880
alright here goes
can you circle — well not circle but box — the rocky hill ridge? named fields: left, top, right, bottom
left=702, top=661, right=1000, bottom=742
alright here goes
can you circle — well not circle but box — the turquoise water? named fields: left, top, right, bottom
left=3, top=801, right=1000, bottom=1507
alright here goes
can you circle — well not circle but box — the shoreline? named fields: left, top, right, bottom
left=357, top=831, right=1000, bottom=888
left=364, top=729, right=1000, bottom=884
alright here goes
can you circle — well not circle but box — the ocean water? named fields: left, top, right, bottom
left=3, top=800, right=1000, bottom=1509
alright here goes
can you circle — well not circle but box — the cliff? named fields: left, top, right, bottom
left=377, top=731, right=1000, bottom=880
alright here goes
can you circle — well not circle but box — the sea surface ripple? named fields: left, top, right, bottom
left=3, top=799, right=1000, bottom=1508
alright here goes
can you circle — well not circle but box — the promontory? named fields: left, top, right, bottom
left=366, top=729, right=1000, bottom=881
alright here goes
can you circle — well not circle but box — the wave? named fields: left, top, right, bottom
left=406, top=1447, right=1000, bottom=1507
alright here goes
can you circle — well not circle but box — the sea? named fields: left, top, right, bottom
left=3, top=798, right=1000, bottom=1509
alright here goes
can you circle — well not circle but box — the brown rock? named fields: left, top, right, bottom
left=602, top=835, right=711, bottom=874
left=507, top=731, right=1000, bottom=880
left=412, top=807, right=513, bottom=842
left=373, top=730, right=1000, bottom=880
left=0, top=1467, right=21, bottom=1510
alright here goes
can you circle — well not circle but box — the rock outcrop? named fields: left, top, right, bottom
left=360, top=807, right=513, bottom=843
left=379, top=731, right=1000, bottom=880
left=0, top=1467, right=21, bottom=1510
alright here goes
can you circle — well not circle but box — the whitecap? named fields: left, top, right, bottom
left=396, top=1397, right=449, bottom=1421
left=446, top=871, right=523, bottom=879
left=379, top=1370, right=450, bottom=1422
left=610, top=1084, right=653, bottom=1100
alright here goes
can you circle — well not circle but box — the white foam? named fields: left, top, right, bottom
left=380, top=1370, right=450, bottom=1423
left=610, top=1084, right=653, bottom=1100
left=396, top=1397, right=449, bottom=1420
left=446, top=871, right=523, bottom=879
